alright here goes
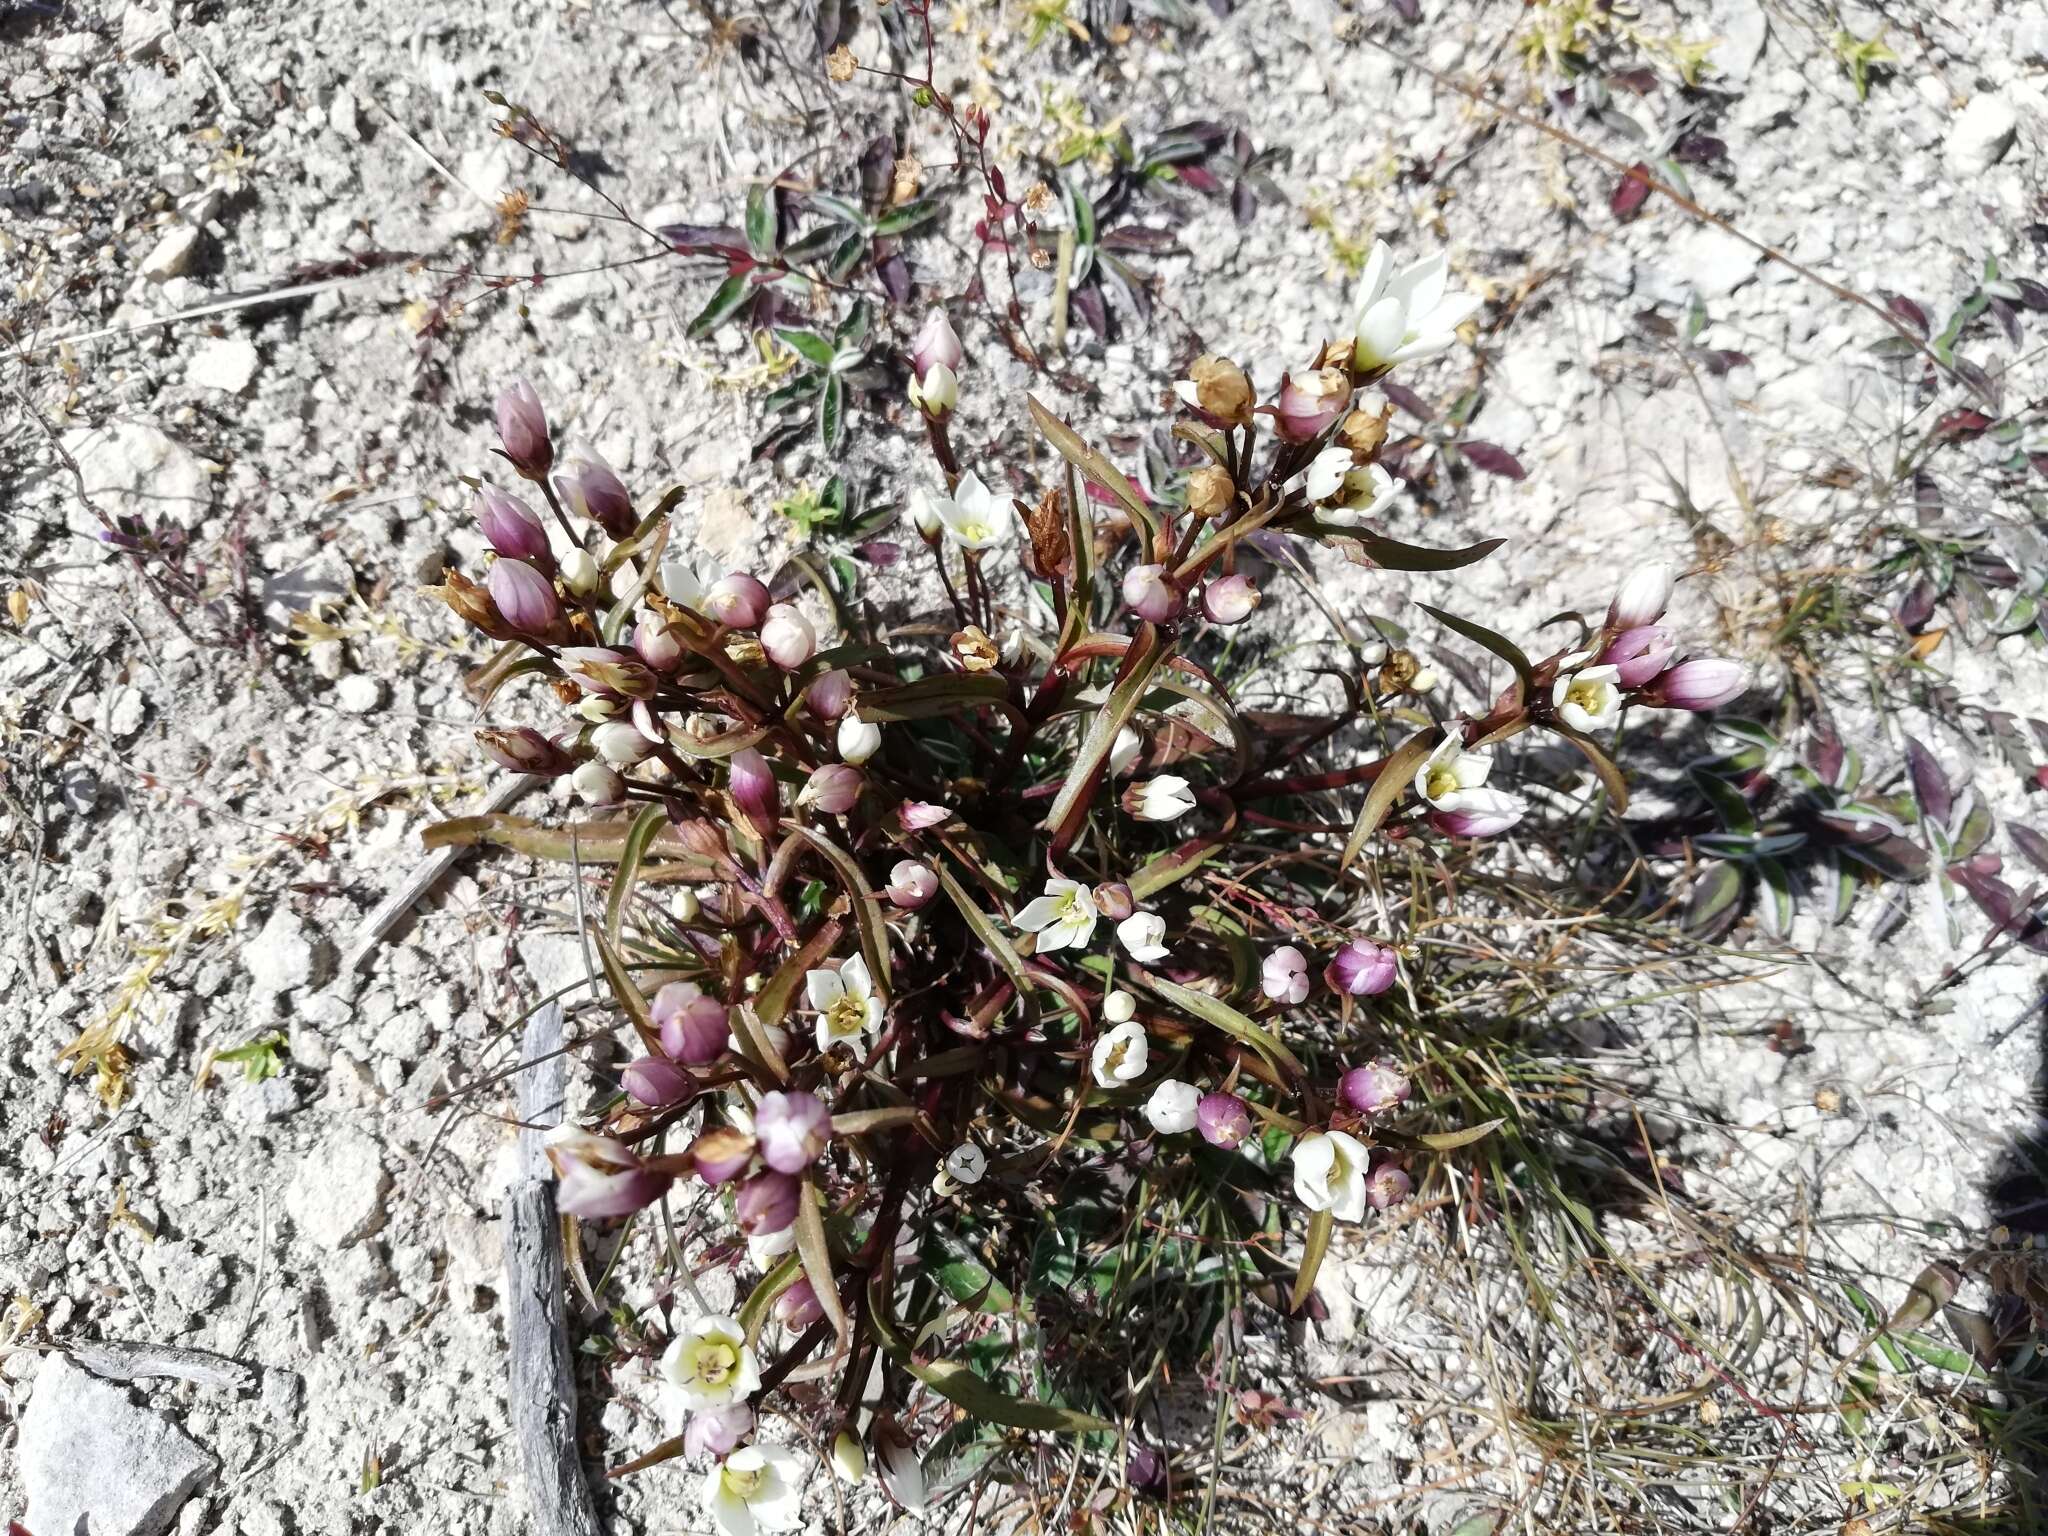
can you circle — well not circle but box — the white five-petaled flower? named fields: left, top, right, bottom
left=662, top=1314, right=761, bottom=1411
left=1090, top=1020, right=1149, bottom=1088
left=944, top=1143, right=987, bottom=1185
left=1116, top=911, right=1170, bottom=963
left=1129, top=774, right=1196, bottom=822
left=703, top=1443, right=804, bottom=1536
left=1551, top=651, right=1623, bottom=733
left=931, top=471, right=1010, bottom=551
left=1413, top=731, right=1527, bottom=835
left=1301, top=446, right=1355, bottom=503
left=1014, top=878, right=1100, bottom=953
left=1144, top=1079, right=1201, bottom=1134
left=1319, top=463, right=1399, bottom=527
left=660, top=546, right=710, bottom=611
left=805, top=954, right=884, bottom=1055
left=1291, top=1130, right=1370, bottom=1223
left=1351, top=241, right=1482, bottom=373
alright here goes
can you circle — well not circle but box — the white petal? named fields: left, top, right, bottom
left=1423, top=292, right=1481, bottom=334
left=804, top=969, right=845, bottom=1012
left=838, top=953, right=873, bottom=1002
left=1013, top=895, right=1064, bottom=933
left=1355, top=295, right=1407, bottom=367
left=1172, top=379, right=1201, bottom=407
left=1386, top=251, right=1446, bottom=320
left=1353, top=239, right=1391, bottom=315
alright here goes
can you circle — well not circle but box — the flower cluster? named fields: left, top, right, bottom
left=433, top=238, right=1747, bottom=1521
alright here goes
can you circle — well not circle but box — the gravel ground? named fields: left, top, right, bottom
left=6, top=0, right=2048, bottom=1531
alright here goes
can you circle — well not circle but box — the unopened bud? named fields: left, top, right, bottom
left=728, top=749, right=780, bottom=839
left=571, top=760, right=626, bottom=805
left=773, top=1276, right=826, bottom=1329
left=495, top=379, right=553, bottom=478
left=1272, top=367, right=1352, bottom=442
left=1598, top=625, right=1676, bottom=688
left=1607, top=563, right=1673, bottom=630
left=622, top=1055, right=695, bottom=1109
left=909, top=488, right=944, bottom=541
left=1186, top=466, right=1234, bottom=521
left=1326, top=938, right=1397, bottom=997
left=735, top=1169, right=800, bottom=1235
left=755, top=1089, right=832, bottom=1174
left=1366, top=1163, right=1413, bottom=1211
left=560, top=547, right=600, bottom=597
left=554, top=446, right=635, bottom=538
left=684, top=1404, right=753, bottom=1459
left=592, top=719, right=656, bottom=766
left=688, top=1124, right=756, bottom=1185
left=1642, top=657, right=1748, bottom=711
left=1202, top=573, right=1259, bottom=625
left=807, top=668, right=854, bottom=720
left=476, top=726, right=572, bottom=775
left=910, top=309, right=964, bottom=381
left=909, top=360, right=958, bottom=419
left=487, top=558, right=561, bottom=636
left=1338, top=1059, right=1411, bottom=1115
left=1102, top=990, right=1136, bottom=1024
left=831, top=1430, right=868, bottom=1483
left=797, top=762, right=863, bottom=815
left=707, top=573, right=772, bottom=630
left=634, top=615, right=684, bottom=673
left=887, top=860, right=938, bottom=909
left=1092, top=881, right=1135, bottom=921
left=653, top=982, right=730, bottom=1065
left=478, top=488, right=553, bottom=569
left=1121, top=563, right=1180, bottom=623
left=837, top=712, right=882, bottom=764
left=760, top=603, right=816, bottom=669
left=1196, top=1091, right=1251, bottom=1149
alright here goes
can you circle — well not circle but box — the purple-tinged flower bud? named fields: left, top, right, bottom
left=910, top=309, right=964, bottom=382
left=1598, top=624, right=1676, bottom=688
left=908, top=362, right=957, bottom=420
left=1092, top=880, right=1135, bottom=922
left=592, top=719, right=656, bottom=766
left=1202, top=574, right=1260, bottom=626
left=487, top=558, right=560, bottom=636
left=773, top=1277, right=826, bottom=1329
left=558, top=646, right=657, bottom=699
left=888, top=860, right=938, bottom=910
left=634, top=615, right=684, bottom=673
left=755, top=1090, right=832, bottom=1174
left=1260, top=945, right=1310, bottom=1005
left=689, top=1125, right=756, bottom=1186
left=1426, top=796, right=1525, bottom=838
left=1272, top=367, right=1352, bottom=443
left=684, top=1404, right=754, bottom=1460
left=808, top=669, right=854, bottom=721
left=553, top=447, right=635, bottom=538
left=1127, top=1446, right=1167, bottom=1498
left=1366, top=1163, right=1413, bottom=1211
left=797, top=763, right=863, bottom=816
left=495, top=379, right=553, bottom=479
left=623, top=1055, right=695, bottom=1109
left=1325, top=938, right=1397, bottom=997
left=653, top=983, right=730, bottom=1065
left=476, top=726, right=573, bottom=776
left=760, top=603, right=816, bottom=669
left=1641, top=657, right=1749, bottom=711
left=1338, top=1059, right=1410, bottom=1115
left=478, top=488, right=552, bottom=568
left=728, top=748, right=780, bottom=839
left=571, top=761, right=626, bottom=805
left=1196, top=1091, right=1252, bottom=1150
left=707, top=573, right=772, bottom=630
left=1122, top=563, right=1180, bottom=623
left=1607, top=563, right=1672, bottom=630
left=898, top=800, right=950, bottom=831
left=545, top=1127, right=668, bottom=1219
left=735, top=1169, right=800, bottom=1236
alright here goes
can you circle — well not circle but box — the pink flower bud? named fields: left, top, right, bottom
left=1260, top=945, right=1310, bottom=1005
left=1598, top=625, right=1676, bottom=688
left=728, top=748, right=781, bottom=839
left=1202, top=574, right=1260, bottom=625
left=773, top=1277, right=826, bottom=1329
left=1642, top=657, right=1748, bottom=711
left=755, top=1090, right=832, bottom=1174
left=1092, top=881, right=1135, bottom=921
left=559, top=646, right=658, bottom=699
left=478, top=488, right=552, bottom=568
left=910, top=309, right=964, bottom=381
left=1338, top=1059, right=1410, bottom=1115
left=1127, top=1447, right=1167, bottom=1497
left=591, top=719, right=655, bottom=766
left=495, top=379, right=553, bottom=478
left=623, top=1055, right=695, bottom=1109
left=684, top=1404, right=754, bottom=1459
left=545, top=1128, right=668, bottom=1219
left=487, top=557, right=560, bottom=636
left=1122, top=563, right=1181, bottom=624
left=653, top=983, right=730, bottom=1065
left=707, top=573, right=772, bottom=629
left=797, top=763, right=863, bottom=815
left=571, top=761, right=626, bottom=805
left=689, top=1125, right=756, bottom=1186
left=1272, top=367, right=1352, bottom=443
left=735, top=1169, right=800, bottom=1235
left=634, top=615, right=684, bottom=673
left=807, top=668, right=854, bottom=721
left=887, top=860, right=938, bottom=909
left=1196, top=1091, right=1252, bottom=1149
left=1325, top=938, right=1397, bottom=997
left=898, top=800, right=951, bottom=831
left=1366, top=1163, right=1413, bottom=1211
left=475, top=727, right=573, bottom=775
left=1607, top=563, right=1672, bottom=629
left=554, top=448, right=635, bottom=538
left=1426, top=801, right=1524, bottom=838
left=760, top=603, right=816, bottom=669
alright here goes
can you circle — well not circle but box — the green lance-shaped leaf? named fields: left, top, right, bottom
left=603, top=804, right=668, bottom=947
left=688, top=273, right=753, bottom=339
left=776, top=328, right=838, bottom=369
left=794, top=1175, right=849, bottom=1341
left=1026, top=394, right=1162, bottom=555
left=738, top=1252, right=802, bottom=1345
left=1302, top=526, right=1506, bottom=572
left=1415, top=602, right=1534, bottom=703
left=1042, top=627, right=1169, bottom=859
left=744, top=180, right=777, bottom=260
left=1546, top=718, right=1630, bottom=812
left=1340, top=730, right=1437, bottom=871
left=788, top=825, right=891, bottom=994
left=858, top=673, right=1012, bottom=721
left=1288, top=1208, right=1333, bottom=1315
left=1142, top=975, right=1302, bottom=1078
left=592, top=928, right=661, bottom=1055
left=932, top=860, right=1038, bottom=1026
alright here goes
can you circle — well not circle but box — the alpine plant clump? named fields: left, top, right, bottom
left=430, top=236, right=1745, bottom=1523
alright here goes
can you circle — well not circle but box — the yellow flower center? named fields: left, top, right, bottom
left=1565, top=678, right=1607, bottom=714
left=957, top=519, right=992, bottom=542
left=691, top=1339, right=739, bottom=1386
left=825, top=994, right=867, bottom=1040
left=1423, top=764, right=1461, bottom=800
left=1327, top=1141, right=1355, bottom=1186
left=722, top=1463, right=767, bottom=1499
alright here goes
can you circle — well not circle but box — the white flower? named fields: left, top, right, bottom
left=1351, top=241, right=1482, bottom=372
left=806, top=954, right=884, bottom=1054
left=1109, top=724, right=1142, bottom=777
left=1551, top=651, right=1623, bottom=733
left=1129, top=774, right=1196, bottom=822
left=908, top=360, right=958, bottom=415
left=1090, top=1020, right=1149, bottom=1088
left=933, top=471, right=1010, bottom=550
left=1291, top=1131, right=1370, bottom=1223
left=1301, top=445, right=1355, bottom=503
left=1013, top=878, right=1099, bottom=953
left=1116, top=911, right=1169, bottom=963
left=1144, top=1079, right=1200, bottom=1134
left=909, top=487, right=945, bottom=539
left=1171, top=378, right=1202, bottom=409
left=703, top=1443, right=804, bottom=1536
left=662, top=1314, right=760, bottom=1410
left=945, top=1143, right=988, bottom=1185
left=837, top=711, right=881, bottom=765
left=660, top=552, right=709, bottom=610
left=1320, top=463, right=1399, bottom=527
left=1413, top=733, right=1493, bottom=808
left=747, top=1226, right=796, bottom=1269
left=1101, top=989, right=1136, bottom=1023
left=877, top=1428, right=927, bottom=1513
